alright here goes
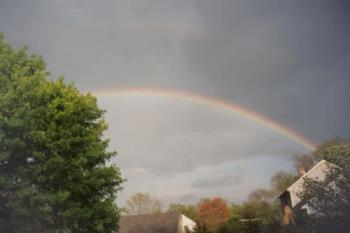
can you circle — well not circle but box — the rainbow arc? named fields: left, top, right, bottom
left=92, top=87, right=316, bottom=151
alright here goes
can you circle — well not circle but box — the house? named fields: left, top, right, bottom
left=279, top=160, right=332, bottom=224
left=118, top=212, right=196, bottom=233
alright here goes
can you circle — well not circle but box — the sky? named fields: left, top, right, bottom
left=0, top=0, right=349, bottom=207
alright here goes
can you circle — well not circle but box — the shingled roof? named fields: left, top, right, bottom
left=118, top=212, right=181, bottom=233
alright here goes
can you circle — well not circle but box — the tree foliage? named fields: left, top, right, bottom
left=0, top=34, right=123, bottom=233
left=226, top=199, right=281, bottom=233
left=217, top=217, right=243, bottom=233
left=125, top=192, right=162, bottom=215
left=298, top=140, right=350, bottom=233
left=293, top=153, right=316, bottom=173
left=197, top=198, right=230, bottom=233
left=247, top=188, right=274, bottom=203
left=190, top=223, right=213, bottom=233
left=270, top=171, right=297, bottom=195
left=168, top=203, right=198, bottom=221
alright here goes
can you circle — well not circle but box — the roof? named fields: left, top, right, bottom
left=279, top=160, right=332, bottom=208
left=118, top=212, right=180, bottom=233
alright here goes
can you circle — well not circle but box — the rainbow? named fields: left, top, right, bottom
left=92, top=87, right=316, bottom=151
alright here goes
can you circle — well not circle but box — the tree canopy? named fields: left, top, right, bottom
left=0, top=34, right=123, bottom=233
left=197, top=198, right=230, bottom=233
left=125, top=192, right=162, bottom=215
left=270, top=171, right=297, bottom=195
left=168, top=203, right=198, bottom=221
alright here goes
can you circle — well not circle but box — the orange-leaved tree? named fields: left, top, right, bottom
left=197, top=197, right=230, bottom=232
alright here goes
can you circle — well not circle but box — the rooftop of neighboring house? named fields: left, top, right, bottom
left=118, top=211, right=195, bottom=233
left=279, top=159, right=331, bottom=208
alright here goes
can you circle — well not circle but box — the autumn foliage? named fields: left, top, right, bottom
left=197, top=197, right=230, bottom=232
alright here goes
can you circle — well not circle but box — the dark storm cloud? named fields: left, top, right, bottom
left=0, top=0, right=348, bottom=143
left=181, top=0, right=350, bottom=142
left=1, top=0, right=349, bottom=204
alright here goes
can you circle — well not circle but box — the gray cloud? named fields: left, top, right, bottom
left=179, top=193, right=198, bottom=204
left=192, top=171, right=245, bottom=189
left=101, top=98, right=305, bottom=174
left=1, top=0, right=348, bottom=142
left=180, top=0, right=350, bottom=142
left=1, top=0, right=349, bottom=205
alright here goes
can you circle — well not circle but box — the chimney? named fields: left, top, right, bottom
left=298, top=167, right=306, bottom=177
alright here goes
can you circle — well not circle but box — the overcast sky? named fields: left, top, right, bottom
left=1, top=0, right=349, bottom=206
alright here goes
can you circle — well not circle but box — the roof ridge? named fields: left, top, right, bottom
left=287, top=159, right=327, bottom=192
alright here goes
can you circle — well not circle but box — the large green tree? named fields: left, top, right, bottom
left=0, top=35, right=123, bottom=233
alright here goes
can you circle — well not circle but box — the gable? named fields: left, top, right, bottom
left=281, top=160, right=331, bottom=208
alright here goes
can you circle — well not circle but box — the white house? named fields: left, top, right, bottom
left=279, top=160, right=332, bottom=212
left=278, top=159, right=337, bottom=225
